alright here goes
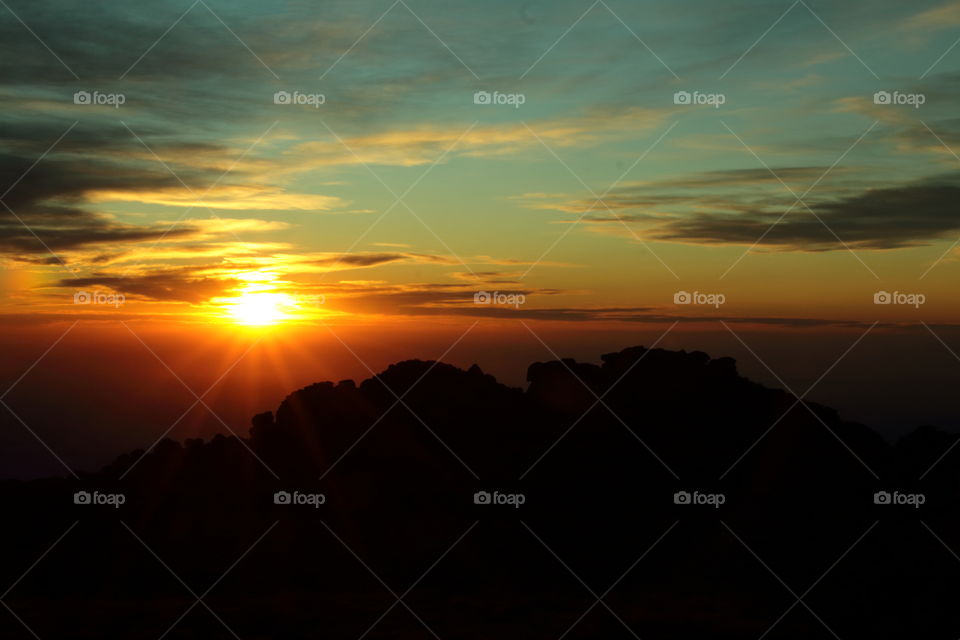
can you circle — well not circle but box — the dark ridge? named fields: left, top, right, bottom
left=1, top=346, right=956, bottom=638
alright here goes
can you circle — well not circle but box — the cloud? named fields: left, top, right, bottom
left=87, top=185, right=348, bottom=212
left=905, top=1, right=960, bottom=30
left=530, top=168, right=960, bottom=250
left=42, top=248, right=545, bottom=306
left=289, top=106, right=672, bottom=167
left=449, top=270, right=525, bottom=284
left=309, top=252, right=458, bottom=268
left=835, top=96, right=916, bottom=127
left=58, top=269, right=241, bottom=304
left=291, top=251, right=567, bottom=274
left=0, top=114, right=347, bottom=270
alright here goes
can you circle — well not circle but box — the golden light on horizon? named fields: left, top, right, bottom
left=215, top=271, right=296, bottom=327
left=212, top=271, right=330, bottom=327
left=226, top=290, right=294, bottom=326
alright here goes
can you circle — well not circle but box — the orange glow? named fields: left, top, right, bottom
left=213, top=271, right=324, bottom=327
left=226, top=290, right=294, bottom=326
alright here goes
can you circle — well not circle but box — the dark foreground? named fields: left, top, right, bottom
left=2, top=346, right=958, bottom=638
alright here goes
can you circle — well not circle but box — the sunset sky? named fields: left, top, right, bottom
left=2, top=0, right=960, bottom=476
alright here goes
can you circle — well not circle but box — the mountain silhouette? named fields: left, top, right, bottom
left=1, top=346, right=958, bottom=639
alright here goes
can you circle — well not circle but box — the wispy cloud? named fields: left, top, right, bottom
left=524, top=169, right=960, bottom=250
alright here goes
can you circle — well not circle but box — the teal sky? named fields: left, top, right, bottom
left=1, top=0, right=960, bottom=326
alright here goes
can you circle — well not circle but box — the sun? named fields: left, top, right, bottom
left=225, top=291, right=294, bottom=326
left=213, top=271, right=327, bottom=327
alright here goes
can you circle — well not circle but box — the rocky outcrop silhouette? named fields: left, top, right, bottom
left=1, top=346, right=957, bottom=639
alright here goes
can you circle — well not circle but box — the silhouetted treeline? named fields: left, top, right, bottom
left=1, top=347, right=958, bottom=639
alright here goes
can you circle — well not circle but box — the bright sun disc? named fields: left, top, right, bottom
left=226, top=291, right=292, bottom=326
